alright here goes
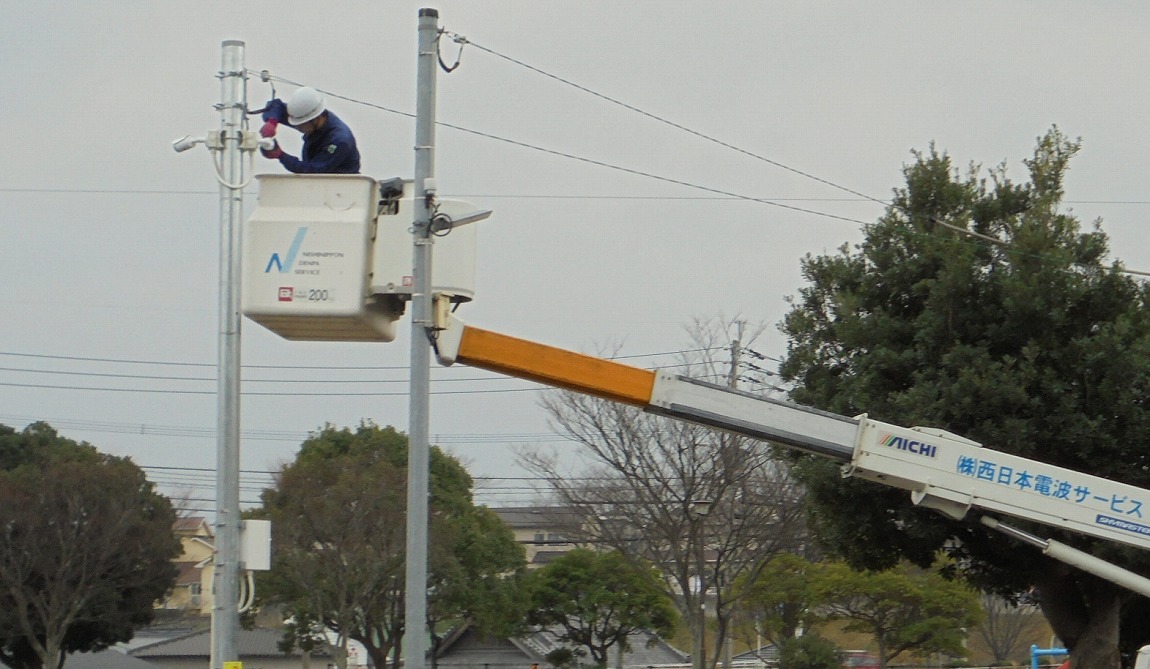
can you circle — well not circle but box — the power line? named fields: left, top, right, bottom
left=256, top=72, right=413, bottom=120
left=0, top=346, right=717, bottom=369
left=6, top=187, right=1150, bottom=206
left=0, top=381, right=543, bottom=397
left=455, top=41, right=1150, bottom=280
left=0, top=350, right=408, bottom=369
left=252, top=72, right=1150, bottom=275
left=454, top=40, right=1150, bottom=279
left=929, top=218, right=1150, bottom=278
left=141, top=464, right=622, bottom=482
left=0, top=343, right=735, bottom=400
left=0, top=363, right=745, bottom=396
left=0, top=187, right=224, bottom=196
left=0, top=365, right=534, bottom=384
left=256, top=73, right=872, bottom=226
left=435, top=120, right=873, bottom=225
left=0, top=413, right=578, bottom=445
left=463, top=38, right=889, bottom=207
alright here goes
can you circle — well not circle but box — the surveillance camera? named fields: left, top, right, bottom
left=171, top=135, right=204, bottom=153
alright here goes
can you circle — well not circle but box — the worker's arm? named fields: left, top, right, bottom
left=279, top=120, right=360, bottom=174
left=277, top=141, right=357, bottom=174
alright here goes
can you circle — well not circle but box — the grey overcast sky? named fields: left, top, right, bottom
left=2, top=1, right=1149, bottom=513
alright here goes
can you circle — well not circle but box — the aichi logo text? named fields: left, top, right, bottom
left=880, top=433, right=939, bottom=458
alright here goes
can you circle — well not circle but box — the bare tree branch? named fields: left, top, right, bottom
left=521, top=316, right=809, bottom=669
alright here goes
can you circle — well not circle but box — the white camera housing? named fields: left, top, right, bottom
left=171, top=135, right=204, bottom=153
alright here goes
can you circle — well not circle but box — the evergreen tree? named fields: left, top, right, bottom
left=780, top=128, right=1150, bottom=669
left=259, top=423, right=525, bottom=669
left=0, top=422, right=179, bottom=669
left=525, top=549, right=678, bottom=668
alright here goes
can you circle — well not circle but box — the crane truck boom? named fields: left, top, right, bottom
left=435, top=315, right=1150, bottom=598
left=237, top=173, right=1150, bottom=598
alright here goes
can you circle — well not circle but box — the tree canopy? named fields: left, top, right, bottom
left=730, top=552, right=823, bottom=646
left=525, top=549, right=678, bottom=668
left=780, top=128, right=1150, bottom=669
left=0, top=422, right=179, bottom=669
left=258, top=423, right=525, bottom=669
left=815, top=560, right=981, bottom=668
left=776, top=635, right=840, bottom=669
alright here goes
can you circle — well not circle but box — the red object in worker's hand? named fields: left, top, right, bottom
left=260, top=119, right=279, bottom=138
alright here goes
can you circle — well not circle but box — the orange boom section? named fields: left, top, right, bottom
left=454, top=325, right=656, bottom=407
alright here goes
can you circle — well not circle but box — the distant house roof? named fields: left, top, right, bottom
left=530, top=550, right=571, bottom=566
left=437, top=623, right=687, bottom=669
left=130, top=628, right=332, bottom=660
left=115, top=632, right=190, bottom=654
left=733, top=645, right=779, bottom=664
left=65, top=649, right=166, bottom=669
left=173, top=562, right=202, bottom=586
left=489, top=506, right=582, bottom=529
left=172, top=517, right=213, bottom=537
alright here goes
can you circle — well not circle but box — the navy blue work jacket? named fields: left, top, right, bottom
left=279, top=111, right=361, bottom=174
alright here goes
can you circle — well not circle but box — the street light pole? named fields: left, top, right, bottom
left=212, top=38, right=245, bottom=669
left=405, top=9, right=439, bottom=669
left=690, top=499, right=711, bottom=669
left=695, top=599, right=706, bottom=669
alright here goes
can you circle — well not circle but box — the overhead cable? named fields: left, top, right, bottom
left=253, top=71, right=870, bottom=226
left=0, top=346, right=717, bottom=369
left=463, top=39, right=889, bottom=207
left=0, top=365, right=536, bottom=385
left=0, top=381, right=541, bottom=397
left=7, top=187, right=1150, bottom=207
left=457, top=43, right=1150, bottom=280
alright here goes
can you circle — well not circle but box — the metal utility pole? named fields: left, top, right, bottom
left=727, top=320, right=744, bottom=389
left=692, top=568, right=706, bottom=669
left=405, top=9, right=439, bottom=669
left=212, top=38, right=245, bottom=669
left=688, top=499, right=711, bottom=669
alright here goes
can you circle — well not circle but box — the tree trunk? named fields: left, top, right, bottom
left=43, top=636, right=61, bottom=669
left=1070, top=587, right=1121, bottom=669
left=359, top=641, right=389, bottom=669
left=712, top=612, right=730, bottom=669
left=336, top=638, right=348, bottom=669
left=1036, top=564, right=1121, bottom=669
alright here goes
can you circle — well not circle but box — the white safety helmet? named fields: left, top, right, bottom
left=287, top=87, right=326, bottom=125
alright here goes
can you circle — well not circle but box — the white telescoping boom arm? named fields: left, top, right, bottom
left=435, top=315, right=1150, bottom=597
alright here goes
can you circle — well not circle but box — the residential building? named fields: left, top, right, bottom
left=489, top=506, right=581, bottom=568
left=161, top=517, right=214, bottom=615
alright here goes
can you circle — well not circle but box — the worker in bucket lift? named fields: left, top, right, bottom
left=259, top=87, right=361, bottom=174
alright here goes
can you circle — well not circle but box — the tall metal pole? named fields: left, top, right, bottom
left=693, top=581, right=705, bottom=669
left=212, top=39, right=245, bottom=669
left=405, top=9, right=439, bottom=669
left=691, top=504, right=707, bottom=669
